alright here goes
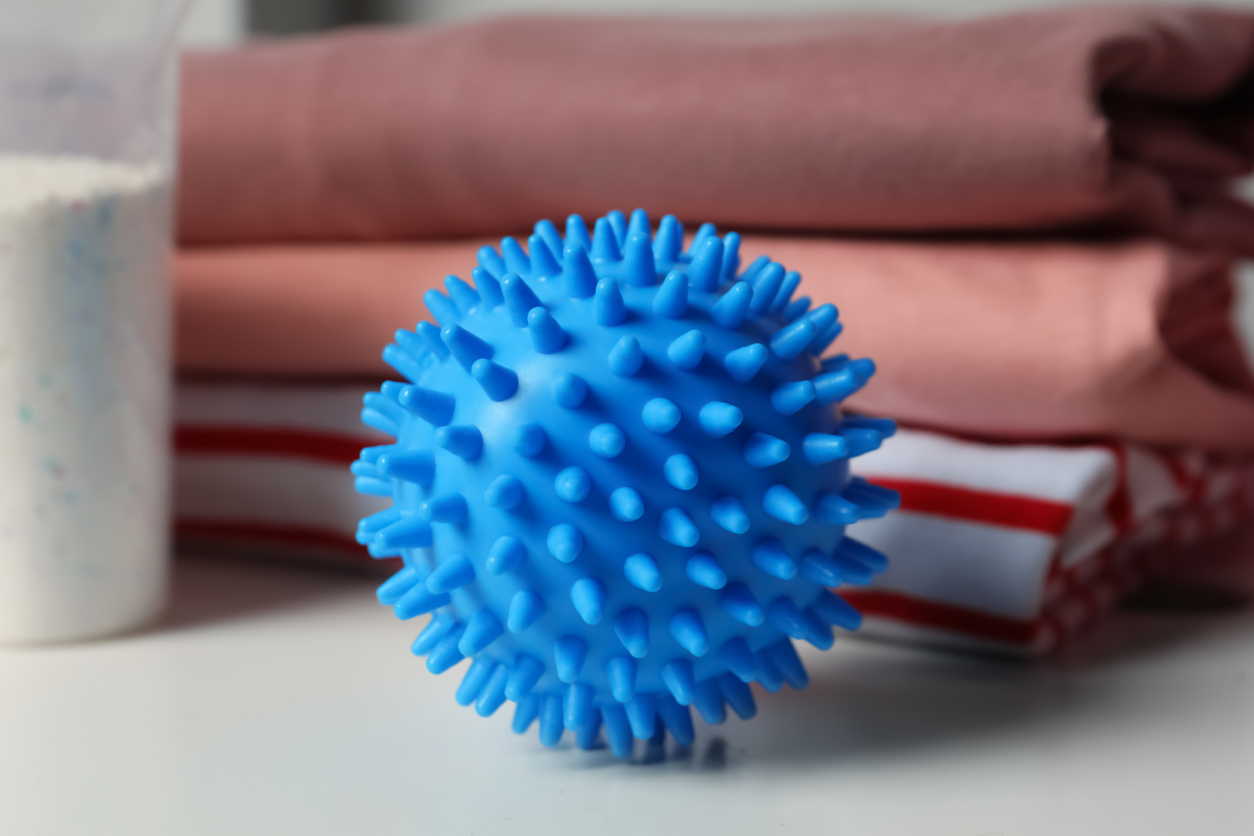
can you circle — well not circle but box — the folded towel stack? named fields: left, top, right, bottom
left=175, top=6, right=1254, bottom=653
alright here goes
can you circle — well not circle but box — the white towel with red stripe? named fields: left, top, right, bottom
left=174, top=381, right=1254, bottom=656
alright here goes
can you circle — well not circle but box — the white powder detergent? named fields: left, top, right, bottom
left=0, top=155, right=170, bottom=643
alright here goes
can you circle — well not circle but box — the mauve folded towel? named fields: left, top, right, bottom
left=174, top=235, right=1254, bottom=450
left=180, top=7, right=1254, bottom=250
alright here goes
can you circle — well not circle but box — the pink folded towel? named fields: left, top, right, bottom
left=181, top=7, right=1254, bottom=251
left=174, top=235, right=1254, bottom=450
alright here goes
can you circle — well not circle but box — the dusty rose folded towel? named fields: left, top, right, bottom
left=174, top=235, right=1254, bottom=451
left=180, top=7, right=1254, bottom=251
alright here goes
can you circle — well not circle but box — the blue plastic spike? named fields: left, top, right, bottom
left=662, top=659, right=696, bottom=705
left=554, top=466, right=591, bottom=502
left=375, top=449, right=434, bottom=486
left=477, top=245, right=506, bottom=278
left=723, top=343, right=767, bottom=382
left=709, top=282, right=753, bottom=329
left=563, top=243, right=598, bottom=299
left=720, top=232, right=742, bottom=280
left=501, top=237, right=531, bottom=275
left=689, top=222, right=717, bottom=255
left=589, top=423, right=626, bottom=458
left=394, top=326, right=432, bottom=362
left=412, top=613, right=455, bottom=656
left=663, top=454, right=698, bottom=490
left=624, top=552, right=663, bottom=592
left=653, top=271, right=688, bottom=318
left=641, top=398, right=681, bottom=433
left=813, top=589, right=863, bottom=630
left=383, top=344, right=426, bottom=383
left=692, top=679, right=726, bottom=725
left=843, top=477, right=901, bottom=517
left=511, top=423, right=546, bottom=457
left=607, top=210, right=628, bottom=242
left=839, top=427, right=882, bottom=457
left=475, top=665, right=510, bottom=717
left=768, top=640, right=810, bottom=690
left=808, top=320, right=843, bottom=359
left=377, top=566, right=422, bottom=605
left=815, top=492, right=860, bottom=525
left=357, top=507, right=402, bottom=543
left=565, top=682, right=597, bottom=732
left=552, top=372, right=588, bottom=409
left=470, top=358, right=518, bottom=401
left=764, top=484, right=809, bottom=524
left=396, top=584, right=450, bottom=620
left=784, top=295, right=811, bottom=323
left=801, top=607, right=835, bottom=650
left=622, top=232, right=657, bottom=287
left=484, top=474, right=524, bottom=511
left=685, top=551, right=726, bottom=589
left=669, top=609, right=710, bottom=657
left=752, top=538, right=798, bottom=580
left=710, top=494, right=750, bottom=534
left=608, top=336, right=644, bottom=376
left=427, top=627, right=468, bottom=674
left=364, top=391, right=404, bottom=426
left=803, top=432, right=849, bottom=464
left=416, top=321, right=450, bottom=358
left=836, top=537, right=889, bottom=572
left=601, top=704, right=634, bottom=759
left=744, top=433, right=790, bottom=468
left=508, top=590, right=546, bottom=633
left=591, top=217, right=622, bottom=261
left=547, top=523, right=584, bottom=563
left=355, top=475, right=392, bottom=496
left=535, top=219, right=565, bottom=262
left=843, top=415, right=898, bottom=437
left=374, top=517, right=433, bottom=550
left=659, top=508, right=699, bottom=547
left=753, top=646, right=786, bottom=692
left=609, top=487, right=644, bottom=521
left=749, top=263, right=785, bottom=315
left=605, top=656, right=637, bottom=703
left=770, top=270, right=802, bottom=314
left=555, top=636, right=589, bottom=683
left=686, top=235, right=724, bottom=292
left=739, top=254, right=769, bottom=285
left=767, top=597, right=807, bottom=639
left=653, top=215, right=684, bottom=263
left=456, top=657, right=495, bottom=706
left=513, top=695, right=541, bottom=734
left=614, top=608, right=650, bottom=658
left=398, top=385, right=455, bottom=426
left=505, top=654, right=545, bottom=701
left=424, top=289, right=461, bottom=325
left=576, top=712, right=601, bottom=751
left=656, top=695, right=695, bottom=746
left=719, top=583, right=766, bottom=626
left=821, top=354, right=851, bottom=373
left=829, top=553, right=873, bottom=586
left=799, top=548, right=842, bottom=586
left=718, top=637, right=758, bottom=682
left=570, top=578, right=606, bottom=624
left=594, top=277, right=626, bottom=325
left=434, top=425, right=483, bottom=461
left=814, top=358, right=876, bottom=404
left=441, top=323, right=493, bottom=371
left=445, top=275, right=480, bottom=314
left=427, top=554, right=475, bottom=594
left=698, top=401, right=742, bottom=437
left=770, top=317, right=818, bottom=361
left=626, top=693, right=656, bottom=739
left=566, top=214, right=592, bottom=251
left=460, top=610, right=504, bottom=656
left=418, top=492, right=467, bottom=523
left=527, top=308, right=568, bottom=354
left=539, top=694, right=564, bottom=747
left=501, top=273, right=542, bottom=328
left=803, top=302, right=838, bottom=338
left=718, top=674, right=758, bottom=719
left=627, top=208, right=651, bottom=241
left=527, top=234, right=561, bottom=278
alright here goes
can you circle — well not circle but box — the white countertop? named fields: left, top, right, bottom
left=4, top=535, right=1254, bottom=836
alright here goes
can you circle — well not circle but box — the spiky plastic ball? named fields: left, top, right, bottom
left=352, top=210, right=899, bottom=758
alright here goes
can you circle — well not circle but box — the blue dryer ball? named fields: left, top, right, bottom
left=354, top=209, right=900, bottom=758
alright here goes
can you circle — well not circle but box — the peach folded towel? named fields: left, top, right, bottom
left=180, top=7, right=1254, bottom=251
left=174, top=234, right=1254, bottom=451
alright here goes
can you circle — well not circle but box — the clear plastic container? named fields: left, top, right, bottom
left=0, top=1, right=188, bottom=642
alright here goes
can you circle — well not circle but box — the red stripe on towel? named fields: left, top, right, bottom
left=176, top=518, right=371, bottom=555
left=839, top=588, right=1037, bottom=646
left=867, top=477, right=1073, bottom=535
left=175, top=426, right=374, bottom=466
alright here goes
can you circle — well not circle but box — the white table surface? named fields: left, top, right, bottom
left=4, top=533, right=1254, bottom=836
